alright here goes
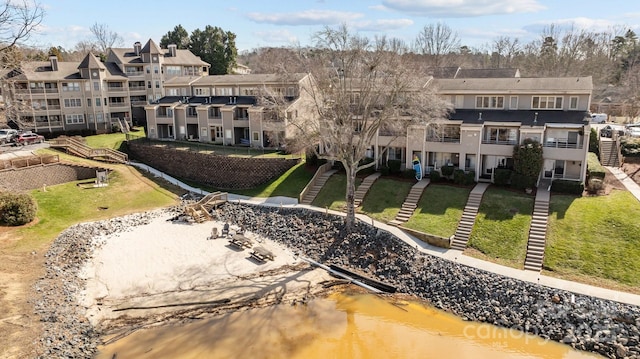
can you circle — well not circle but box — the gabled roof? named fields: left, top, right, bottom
left=141, top=39, right=162, bottom=54
left=456, top=68, right=520, bottom=78
left=193, top=73, right=308, bottom=86
left=426, top=67, right=460, bottom=79
left=78, top=52, right=106, bottom=70
left=108, top=42, right=209, bottom=67
left=450, top=109, right=590, bottom=126
left=435, top=76, right=593, bottom=93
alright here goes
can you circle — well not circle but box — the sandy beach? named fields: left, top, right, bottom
left=78, top=212, right=334, bottom=333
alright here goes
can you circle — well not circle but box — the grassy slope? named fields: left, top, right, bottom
left=358, top=178, right=413, bottom=223
left=404, top=184, right=471, bottom=238
left=467, top=187, right=534, bottom=269
left=545, top=190, right=640, bottom=288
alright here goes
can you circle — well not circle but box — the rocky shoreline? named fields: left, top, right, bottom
left=33, top=203, right=639, bottom=358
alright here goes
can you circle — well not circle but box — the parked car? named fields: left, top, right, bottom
left=14, top=132, right=44, bottom=145
left=590, top=113, right=608, bottom=124
left=0, top=129, right=18, bottom=144
left=600, top=125, right=626, bottom=138
left=628, top=127, right=640, bottom=138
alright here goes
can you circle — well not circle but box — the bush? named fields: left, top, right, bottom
left=440, top=165, right=454, bottom=178
left=387, top=159, right=402, bottom=174
left=0, top=192, right=37, bottom=226
left=403, top=169, right=417, bottom=178
left=493, top=168, right=512, bottom=186
left=453, top=169, right=465, bottom=185
left=621, top=138, right=640, bottom=157
left=464, top=171, right=476, bottom=186
left=453, top=169, right=476, bottom=185
left=586, top=152, right=606, bottom=180
left=587, top=178, right=604, bottom=194
left=429, top=170, right=441, bottom=182
left=510, top=172, right=535, bottom=190
left=551, top=179, right=584, bottom=195
left=380, top=166, right=390, bottom=176
left=588, top=128, right=599, bottom=157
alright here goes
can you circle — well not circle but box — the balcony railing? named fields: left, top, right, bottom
left=107, top=87, right=126, bottom=92
left=131, top=101, right=148, bottom=106
left=128, top=85, right=146, bottom=91
left=426, top=136, right=461, bottom=143
left=156, top=113, right=172, bottom=118
left=543, top=138, right=583, bottom=149
left=481, top=138, right=518, bottom=145
left=109, top=102, right=129, bottom=108
left=126, top=71, right=144, bottom=76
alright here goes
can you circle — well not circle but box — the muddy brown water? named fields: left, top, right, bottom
left=96, top=292, right=600, bottom=359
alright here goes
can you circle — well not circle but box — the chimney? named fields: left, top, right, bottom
left=168, top=44, right=177, bottom=57
left=134, top=42, right=141, bottom=56
left=49, top=55, right=58, bottom=71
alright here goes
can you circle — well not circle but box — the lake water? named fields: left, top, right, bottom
left=96, top=292, right=600, bottom=359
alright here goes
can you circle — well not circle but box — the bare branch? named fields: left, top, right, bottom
left=0, top=0, right=44, bottom=53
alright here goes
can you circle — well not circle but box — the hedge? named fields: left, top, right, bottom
left=551, top=179, right=584, bottom=195
left=586, top=152, right=606, bottom=180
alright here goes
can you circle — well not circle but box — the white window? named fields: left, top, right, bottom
left=155, top=81, right=160, bottom=89
left=154, top=66, right=159, bottom=74
left=63, top=98, right=82, bottom=107
left=532, top=96, right=563, bottom=110
left=509, top=96, right=518, bottom=110
left=286, top=87, right=295, bottom=97
left=252, top=131, right=259, bottom=141
left=166, top=66, right=181, bottom=75
left=93, top=81, right=100, bottom=91
left=61, top=82, right=80, bottom=92
left=65, top=114, right=84, bottom=124
left=218, top=87, right=232, bottom=96
left=569, top=96, right=579, bottom=110
left=455, top=95, right=464, bottom=108
left=201, top=127, right=208, bottom=137
left=475, top=96, right=504, bottom=109
left=96, top=113, right=104, bottom=123
left=95, top=98, right=101, bottom=107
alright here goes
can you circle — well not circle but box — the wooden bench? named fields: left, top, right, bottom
left=228, top=234, right=253, bottom=250
left=250, top=246, right=275, bottom=262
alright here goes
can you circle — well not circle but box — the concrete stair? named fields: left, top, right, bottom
left=354, top=172, right=381, bottom=207
left=300, top=169, right=337, bottom=205
left=389, top=179, right=430, bottom=226
left=599, top=138, right=621, bottom=167
left=450, top=183, right=490, bottom=250
left=524, top=188, right=551, bottom=271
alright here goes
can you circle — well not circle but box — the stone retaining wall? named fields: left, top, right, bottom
left=0, top=163, right=98, bottom=191
left=128, top=143, right=299, bottom=190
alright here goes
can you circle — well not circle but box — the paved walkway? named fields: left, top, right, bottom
left=129, top=161, right=640, bottom=306
left=606, top=166, right=640, bottom=202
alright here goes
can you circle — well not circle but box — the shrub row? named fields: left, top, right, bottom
left=551, top=179, right=585, bottom=195
left=586, top=152, right=606, bottom=180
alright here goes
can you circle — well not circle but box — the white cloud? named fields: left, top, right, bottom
left=353, top=18, right=414, bottom=31
left=32, top=24, right=90, bottom=49
left=247, top=9, right=363, bottom=26
left=253, top=29, right=299, bottom=45
left=381, top=0, right=545, bottom=17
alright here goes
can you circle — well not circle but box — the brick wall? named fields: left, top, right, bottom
left=128, top=143, right=299, bottom=189
left=0, top=164, right=98, bottom=191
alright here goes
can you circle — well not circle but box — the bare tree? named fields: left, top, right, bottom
left=89, top=22, right=123, bottom=54
left=0, top=0, right=44, bottom=53
left=264, top=25, right=452, bottom=230
left=491, top=36, right=520, bottom=68
left=414, top=22, right=460, bottom=68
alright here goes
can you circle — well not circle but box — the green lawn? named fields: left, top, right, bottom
left=358, top=178, right=413, bottom=223
left=12, top=163, right=177, bottom=252
left=233, top=161, right=314, bottom=198
left=467, top=187, right=534, bottom=269
left=404, top=184, right=471, bottom=238
left=84, top=127, right=145, bottom=150
left=545, top=191, right=640, bottom=288
left=311, top=173, right=362, bottom=211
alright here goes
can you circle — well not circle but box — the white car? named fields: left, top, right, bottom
left=590, top=113, right=608, bottom=124
left=628, top=127, right=640, bottom=138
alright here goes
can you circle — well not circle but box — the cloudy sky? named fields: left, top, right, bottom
left=30, top=0, right=640, bottom=52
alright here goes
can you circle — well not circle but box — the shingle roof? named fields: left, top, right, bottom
left=141, top=39, right=162, bottom=54
left=425, top=67, right=460, bottom=79
left=156, top=96, right=258, bottom=106
left=78, top=52, right=106, bottom=70
left=163, top=76, right=203, bottom=86
left=9, top=61, right=82, bottom=81
left=435, top=77, right=593, bottom=93
left=193, top=73, right=308, bottom=86
left=450, top=109, right=590, bottom=126
left=108, top=44, right=208, bottom=66
left=456, top=68, right=520, bottom=78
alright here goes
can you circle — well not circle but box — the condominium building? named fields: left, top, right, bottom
left=1, top=39, right=209, bottom=134
left=144, top=73, right=311, bottom=147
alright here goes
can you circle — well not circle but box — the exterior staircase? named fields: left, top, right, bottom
left=185, top=191, right=228, bottom=223
left=389, top=179, right=430, bottom=226
left=49, top=136, right=128, bottom=163
left=300, top=169, right=337, bottom=205
left=524, top=185, right=551, bottom=271
left=450, top=183, right=490, bottom=250
left=599, top=137, right=622, bottom=167
left=354, top=172, right=381, bottom=207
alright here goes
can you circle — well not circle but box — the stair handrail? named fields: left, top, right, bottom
left=58, top=136, right=128, bottom=163
left=299, top=162, right=333, bottom=203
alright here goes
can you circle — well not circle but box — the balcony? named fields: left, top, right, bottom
left=426, top=135, right=461, bottom=143
left=131, top=101, right=148, bottom=106
left=544, top=138, right=583, bottom=149
left=125, top=71, right=144, bottom=77
left=109, top=102, right=130, bottom=108
left=107, top=86, right=126, bottom=92
left=481, top=138, right=518, bottom=145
